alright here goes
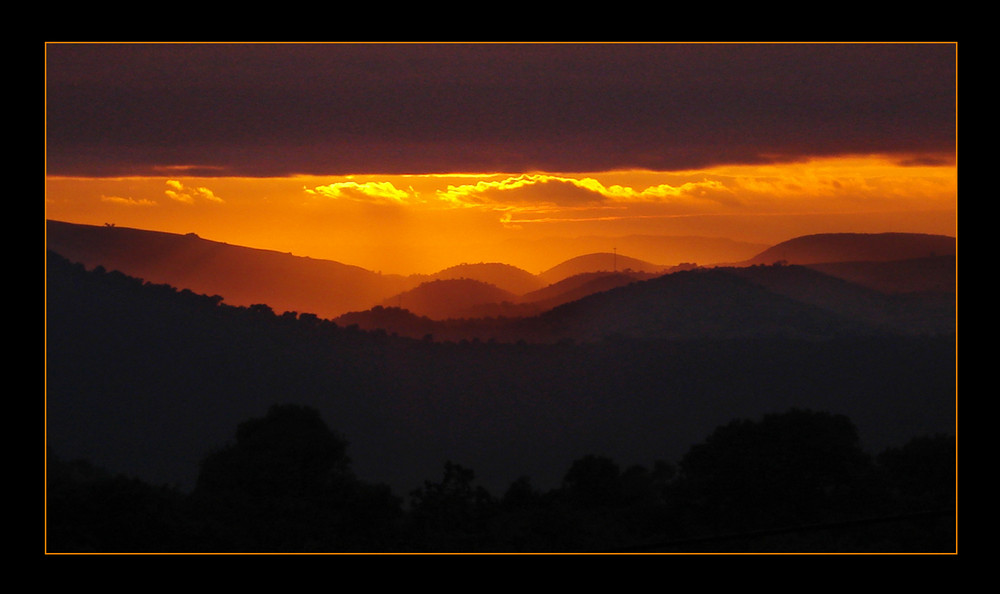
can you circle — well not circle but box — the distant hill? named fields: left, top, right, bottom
left=520, top=271, right=654, bottom=312
left=497, top=234, right=768, bottom=270
left=729, top=263, right=955, bottom=335
left=537, top=268, right=882, bottom=342
left=743, top=233, right=956, bottom=266
left=380, top=278, right=520, bottom=320
left=47, top=250, right=956, bottom=498
left=336, top=306, right=440, bottom=338
left=417, top=262, right=544, bottom=295
left=45, top=220, right=680, bottom=322
left=806, top=256, right=956, bottom=294
left=335, top=259, right=955, bottom=342
left=46, top=220, right=411, bottom=319
left=566, top=263, right=954, bottom=340
left=538, top=252, right=667, bottom=285
left=338, top=272, right=656, bottom=337
left=46, top=221, right=956, bottom=339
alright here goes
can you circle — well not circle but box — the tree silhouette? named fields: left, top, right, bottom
left=196, top=404, right=352, bottom=498
left=407, top=461, right=495, bottom=550
left=47, top=450, right=186, bottom=552
left=562, top=454, right=623, bottom=507
left=501, top=475, right=543, bottom=509
left=872, top=433, right=955, bottom=551
left=673, top=408, right=881, bottom=537
left=877, top=433, right=955, bottom=512
left=191, top=404, right=401, bottom=551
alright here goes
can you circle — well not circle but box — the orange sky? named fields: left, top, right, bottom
left=44, top=44, right=958, bottom=274
left=45, top=154, right=956, bottom=274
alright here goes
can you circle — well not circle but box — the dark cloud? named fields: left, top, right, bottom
left=45, top=43, right=956, bottom=177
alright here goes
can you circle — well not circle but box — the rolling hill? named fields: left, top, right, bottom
left=46, top=250, right=956, bottom=498
left=538, top=252, right=667, bottom=285
left=416, top=262, right=545, bottom=295
left=44, top=220, right=684, bottom=323
left=342, top=261, right=954, bottom=343
left=519, top=271, right=655, bottom=311
left=46, top=221, right=957, bottom=340
left=496, top=234, right=769, bottom=270
left=806, top=256, right=956, bottom=294
left=536, top=267, right=880, bottom=342
left=729, top=263, right=955, bottom=335
left=46, top=220, right=413, bottom=319
left=380, top=278, right=520, bottom=320
left=742, top=232, right=956, bottom=266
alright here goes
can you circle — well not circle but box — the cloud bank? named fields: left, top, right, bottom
left=45, top=43, right=956, bottom=177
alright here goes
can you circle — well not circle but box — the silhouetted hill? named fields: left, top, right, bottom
left=743, top=232, right=956, bottom=266
left=539, top=253, right=667, bottom=285
left=335, top=306, right=440, bottom=338
left=728, top=264, right=955, bottom=335
left=380, top=278, right=520, bottom=320
left=520, top=271, right=654, bottom=311
left=337, top=260, right=954, bottom=342
left=46, top=250, right=955, bottom=504
left=497, top=234, right=768, bottom=271
left=806, top=256, right=956, bottom=294
left=419, top=262, right=545, bottom=295
left=537, top=267, right=882, bottom=342
left=336, top=273, right=658, bottom=340
left=46, top=220, right=411, bottom=319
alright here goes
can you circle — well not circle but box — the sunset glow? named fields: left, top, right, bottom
left=45, top=43, right=959, bottom=553
left=46, top=154, right=956, bottom=274
left=45, top=42, right=957, bottom=274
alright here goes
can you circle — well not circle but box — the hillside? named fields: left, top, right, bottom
left=345, top=262, right=955, bottom=344
left=729, top=263, right=955, bottom=335
left=520, top=271, right=653, bottom=309
left=46, top=250, right=956, bottom=500
left=418, top=262, right=545, bottom=295
left=337, top=273, right=653, bottom=339
left=537, top=267, right=879, bottom=342
left=743, top=232, right=956, bottom=266
left=340, top=259, right=954, bottom=342
left=46, top=220, right=411, bottom=319
left=380, top=278, right=520, bottom=320
left=538, top=252, right=667, bottom=285
left=44, top=220, right=684, bottom=323
left=496, top=234, right=768, bottom=270
left=806, top=256, right=956, bottom=294
left=46, top=221, right=957, bottom=339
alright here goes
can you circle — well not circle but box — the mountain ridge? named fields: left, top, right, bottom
left=44, top=220, right=710, bottom=319
left=538, top=252, right=667, bottom=285
left=46, top=250, right=956, bottom=496
left=46, top=220, right=413, bottom=320
left=379, top=278, right=521, bottom=320
left=46, top=221, right=956, bottom=333
left=742, top=232, right=956, bottom=266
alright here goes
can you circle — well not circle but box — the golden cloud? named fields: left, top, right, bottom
left=305, top=180, right=421, bottom=205
left=436, top=173, right=737, bottom=211
left=100, top=195, right=157, bottom=207
left=165, top=180, right=224, bottom=204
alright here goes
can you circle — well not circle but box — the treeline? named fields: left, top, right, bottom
left=45, top=251, right=957, bottom=552
left=47, top=404, right=955, bottom=553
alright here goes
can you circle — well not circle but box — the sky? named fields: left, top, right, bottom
left=44, top=42, right=957, bottom=274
